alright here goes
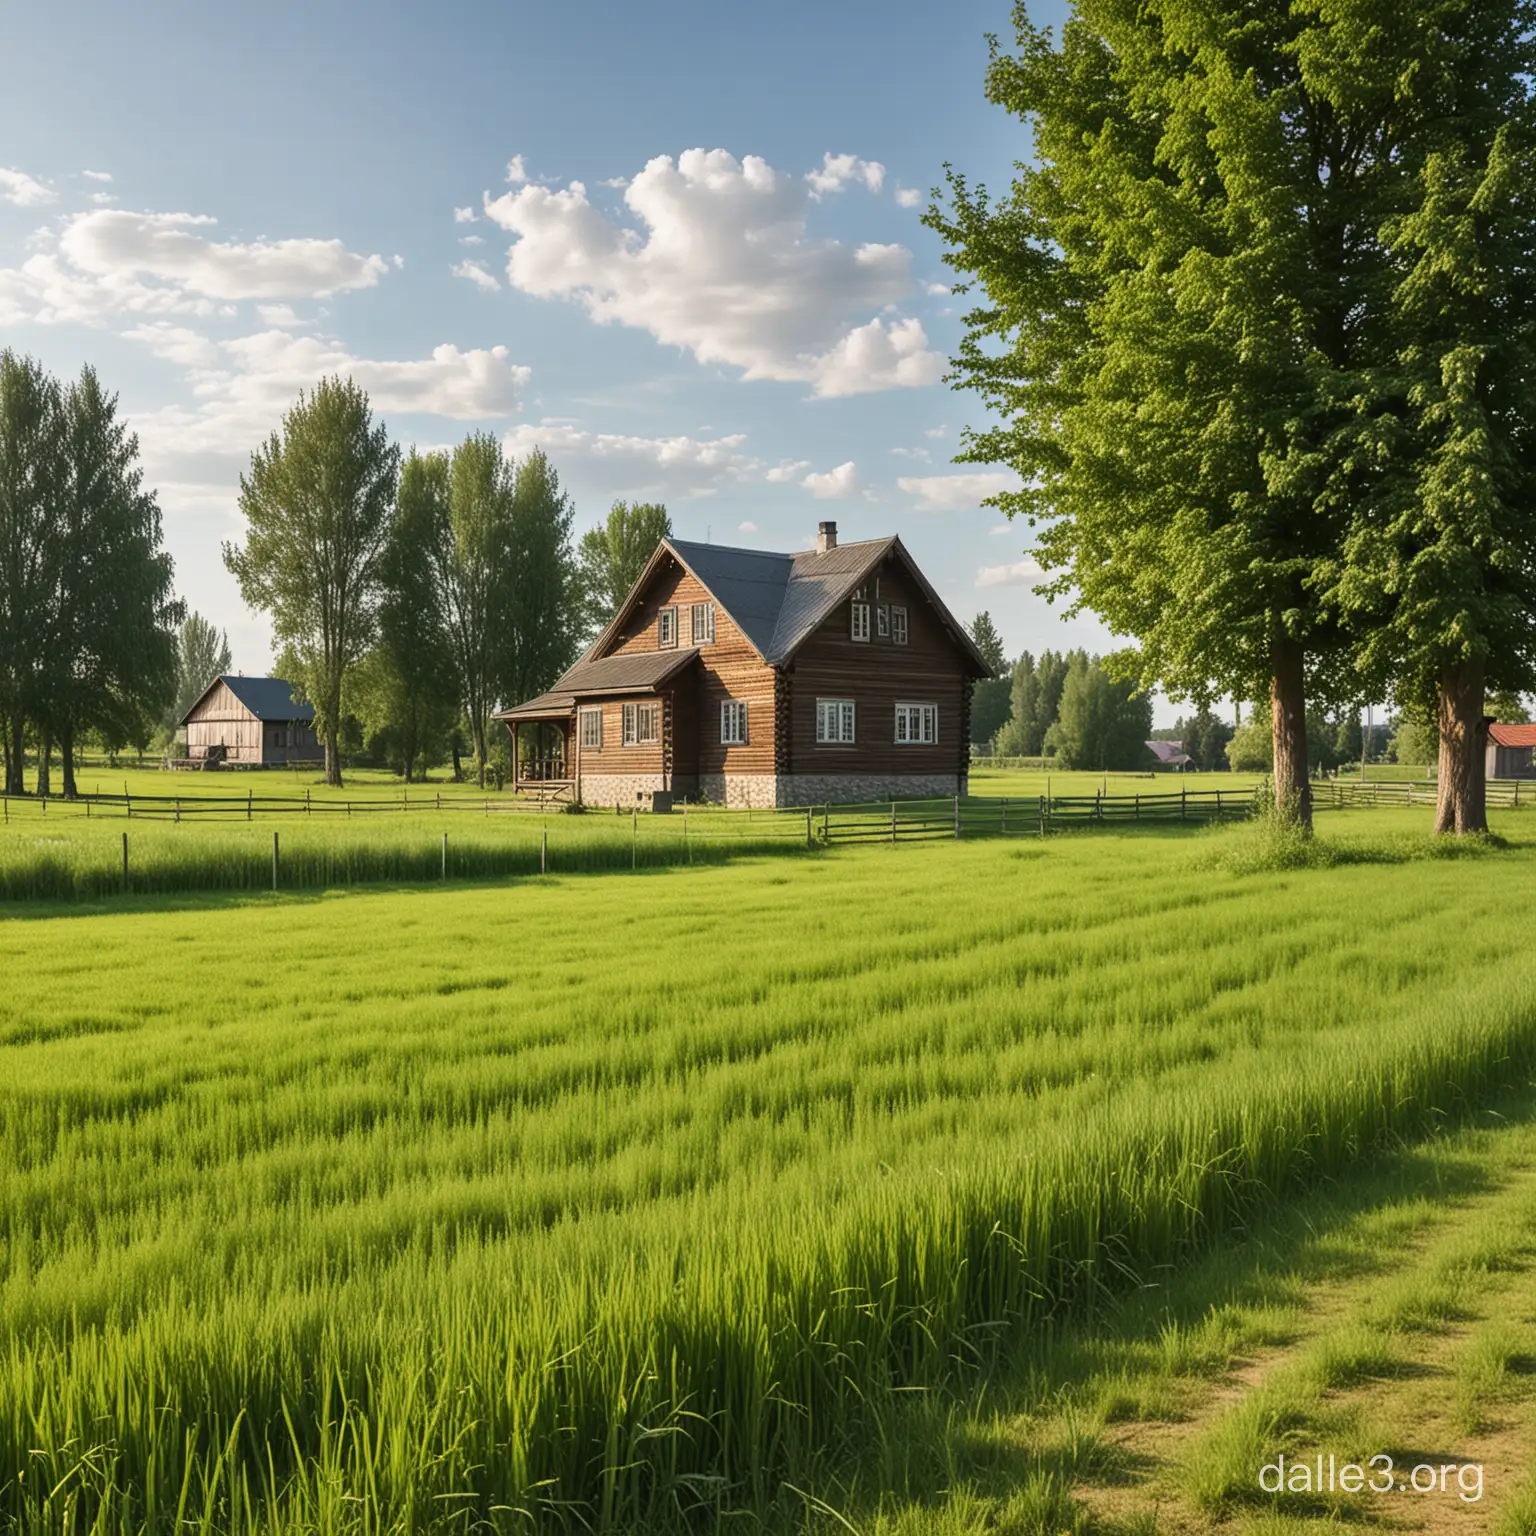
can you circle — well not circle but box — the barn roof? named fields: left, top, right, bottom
left=1490, top=722, right=1536, bottom=748
left=497, top=648, right=700, bottom=719
left=1146, top=740, right=1192, bottom=766
left=180, top=675, right=314, bottom=725
left=588, top=534, right=992, bottom=675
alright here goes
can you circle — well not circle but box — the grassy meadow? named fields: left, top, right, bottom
left=2, top=813, right=1535, bottom=1531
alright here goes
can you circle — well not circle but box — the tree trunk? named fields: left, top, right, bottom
left=35, top=730, right=51, bottom=798
left=325, top=723, right=343, bottom=788
left=59, top=720, right=77, bottom=799
left=8, top=715, right=26, bottom=795
left=473, top=715, right=488, bottom=790
left=1434, top=658, right=1488, bottom=835
left=1270, top=636, right=1312, bottom=829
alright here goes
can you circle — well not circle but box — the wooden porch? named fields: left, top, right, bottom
left=509, top=717, right=576, bottom=798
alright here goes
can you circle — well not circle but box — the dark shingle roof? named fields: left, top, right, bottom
left=496, top=648, right=699, bottom=719
left=182, top=675, right=314, bottom=725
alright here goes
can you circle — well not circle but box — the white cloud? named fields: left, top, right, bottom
left=502, top=418, right=760, bottom=499
left=803, top=461, right=859, bottom=500
left=894, top=186, right=922, bottom=209
left=924, top=424, right=948, bottom=439
left=256, top=303, right=303, bottom=327
left=976, top=559, right=1044, bottom=589
left=481, top=147, right=943, bottom=397
left=453, top=205, right=477, bottom=223
left=738, top=520, right=758, bottom=533
left=899, top=471, right=1021, bottom=511
left=765, top=458, right=811, bottom=483
left=82, top=170, right=113, bottom=183
left=890, top=445, right=930, bottom=460
left=806, top=152, right=885, bottom=197
left=452, top=259, right=501, bottom=293
left=505, top=154, right=528, bottom=185
left=458, top=234, right=484, bottom=246
left=989, top=522, right=1014, bottom=535
left=924, top=281, right=949, bottom=295
left=120, top=321, right=223, bottom=367
left=0, top=168, right=54, bottom=207
left=90, top=192, right=116, bottom=206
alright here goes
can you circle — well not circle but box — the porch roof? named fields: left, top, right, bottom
left=498, top=647, right=700, bottom=720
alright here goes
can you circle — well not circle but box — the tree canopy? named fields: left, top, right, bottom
left=577, top=501, right=671, bottom=635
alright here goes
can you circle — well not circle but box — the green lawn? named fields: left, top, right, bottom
left=2, top=815, right=1535, bottom=1531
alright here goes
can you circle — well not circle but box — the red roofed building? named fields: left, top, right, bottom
left=1487, top=722, right=1536, bottom=780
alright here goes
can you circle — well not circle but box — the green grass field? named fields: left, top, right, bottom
left=3, top=812, right=1535, bottom=1531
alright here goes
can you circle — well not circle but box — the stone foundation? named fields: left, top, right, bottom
left=581, top=771, right=966, bottom=810
left=696, top=772, right=779, bottom=809
left=579, top=772, right=670, bottom=809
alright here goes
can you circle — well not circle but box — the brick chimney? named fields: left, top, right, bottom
left=816, top=520, right=838, bottom=553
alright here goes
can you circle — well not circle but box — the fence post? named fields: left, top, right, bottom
left=891, top=801, right=897, bottom=844
left=307, top=788, right=311, bottom=816
left=1135, top=793, right=1140, bottom=821
left=3, top=796, right=6, bottom=823
left=122, top=832, right=128, bottom=894
left=1216, top=790, right=1222, bottom=818
left=632, top=807, right=638, bottom=869
left=1096, top=789, right=1102, bottom=823
left=247, top=789, right=252, bottom=821
left=272, top=831, right=279, bottom=893
left=954, top=794, right=960, bottom=839
left=1181, top=784, right=1187, bottom=821
left=442, top=831, right=448, bottom=880
left=1038, top=794, right=1045, bottom=838
left=1001, top=797, right=1007, bottom=834
left=175, top=797, right=180, bottom=824
left=542, top=827, right=548, bottom=875
left=823, top=804, right=829, bottom=843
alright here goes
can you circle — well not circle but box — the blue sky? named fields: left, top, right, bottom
left=1, top=0, right=1154, bottom=707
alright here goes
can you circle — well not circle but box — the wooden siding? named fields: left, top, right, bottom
left=785, top=555, right=974, bottom=780
left=571, top=695, right=667, bottom=774
left=605, top=554, right=778, bottom=777
left=184, top=680, right=317, bottom=764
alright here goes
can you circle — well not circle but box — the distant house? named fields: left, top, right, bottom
left=1147, top=740, right=1192, bottom=770
left=180, top=676, right=318, bottom=767
left=1486, top=722, right=1536, bottom=780
left=497, top=522, right=992, bottom=808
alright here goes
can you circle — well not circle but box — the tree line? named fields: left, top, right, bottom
left=930, top=0, right=1536, bottom=834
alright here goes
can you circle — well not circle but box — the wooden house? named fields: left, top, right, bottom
left=180, top=676, right=318, bottom=767
left=1486, top=722, right=1536, bottom=779
left=1146, top=740, right=1192, bottom=770
left=498, top=523, right=992, bottom=808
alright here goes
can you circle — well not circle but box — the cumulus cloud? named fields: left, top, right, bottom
left=90, top=192, right=116, bottom=206
left=0, top=168, right=54, bottom=207
left=765, top=459, right=811, bottom=483
left=924, top=424, right=948, bottom=439
left=120, top=321, right=223, bottom=367
left=806, top=152, right=885, bottom=196
left=894, top=186, right=922, bottom=209
left=890, top=445, right=930, bottom=460
left=924, top=281, right=949, bottom=295
left=453, top=205, right=477, bottom=223
left=505, top=154, right=528, bottom=185
left=481, top=147, right=943, bottom=397
left=458, top=234, right=484, bottom=246
left=976, top=558, right=1044, bottom=589
left=452, top=259, right=501, bottom=293
left=82, top=170, right=113, bottom=183
left=256, top=303, right=303, bottom=327
left=738, top=520, right=758, bottom=533
left=502, top=418, right=760, bottom=498
left=899, top=471, right=1021, bottom=511
left=803, top=461, right=859, bottom=500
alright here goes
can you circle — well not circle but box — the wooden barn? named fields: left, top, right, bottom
left=1486, top=722, right=1536, bottom=780
left=180, top=676, right=318, bottom=767
left=497, top=522, right=993, bottom=809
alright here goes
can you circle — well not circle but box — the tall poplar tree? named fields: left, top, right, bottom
left=505, top=448, right=579, bottom=708
left=225, top=376, right=399, bottom=787
left=576, top=500, right=672, bottom=633
left=928, top=0, right=1475, bottom=827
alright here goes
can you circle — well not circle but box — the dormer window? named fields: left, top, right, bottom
left=658, top=606, right=678, bottom=649
left=851, top=599, right=870, bottom=642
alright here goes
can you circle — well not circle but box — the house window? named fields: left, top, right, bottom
left=892, top=606, right=909, bottom=645
left=720, top=699, right=748, bottom=745
left=816, top=699, right=856, bottom=744
left=851, top=602, right=870, bottom=642
left=658, top=607, right=678, bottom=649
left=876, top=604, right=890, bottom=639
left=623, top=702, right=660, bottom=745
left=690, top=602, right=715, bottom=645
left=895, top=702, right=938, bottom=745
left=579, top=708, right=602, bottom=749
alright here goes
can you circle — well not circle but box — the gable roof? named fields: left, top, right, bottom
left=181, top=675, right=314, bottom=726
left=497, top=647, right=699, bottom=719
left=1489, top=722, right=1536, bottom=749
left=1146, top=740, right=1191, bottom=765
left=590, top=535, right=993, bottom=676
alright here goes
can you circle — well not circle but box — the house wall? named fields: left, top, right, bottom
left=184, top=681, right=317, bottom=764
left=782, top=555, right=974, bottom=787
left=607, top=555, right=778, bottom=781
left=1488, top=743, right=1536, bottom=779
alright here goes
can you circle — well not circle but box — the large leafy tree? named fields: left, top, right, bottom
left=1044, top=654, right=1153, bottom=769
left=505, top=448, right=580, bottom=708
left=967, top=611, right=1013, bottom=742
left=0, top=352, right=65, bottom=795
left=225, top=376, right=400, bottom=787
left=577, top=499, right=671, bottom=634
left=927, top=0, right=1471, bottom=828
left=171, top=612, right=233, bottom=728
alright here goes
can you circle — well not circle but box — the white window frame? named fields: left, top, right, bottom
left=894, top=702, right=938, bottom=746
left=658, top=606, right=678, bottom=649
left=690, top=602, right=715, bottom=646
left=622, top=701, right=660, bottom=745
left=816, top=698, right=856, bottom=745
left=892, top=606, right=909, bottom=645
left=876, top=603, right=890, bottom=639
left=720, top=699, right=748, bottom=745
left=851, top=602, right=870, bottom=643
left=579, top=708, right=602, bottom=750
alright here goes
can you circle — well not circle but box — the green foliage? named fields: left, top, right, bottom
left=1389, top=718, right=1436, bottom=767
left=1488, top=690, right=1532, bottom=725
left=1227, top=719, right=1275, bottom=772
left=225, top=376, right=400, bottom=787
left=1179, top=709, right=1234, bottom=772
left=576, top=499, right=671, bottom=633
left=505, top=448, right=581, bottom=709
left=3, top=835, right=1536, bottom=1527
left=993, top=647, right=1074, bottom=756
left=170, top=611, right=231, bottom=729
left=967, top=610, right=1007, bottom=674
left=1044, top=654, right=1152, bottom=770
left=968, top=612, right=1013, bottom=744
